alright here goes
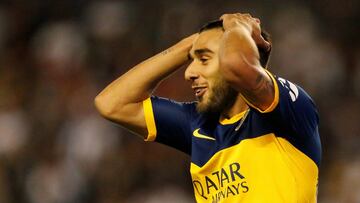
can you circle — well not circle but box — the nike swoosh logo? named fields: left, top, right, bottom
left=193, top=128, right=215, bottom=141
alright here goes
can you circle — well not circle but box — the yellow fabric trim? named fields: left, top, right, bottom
left=241, top=69, right=279, bottom=113
left=219, top=110, right=247, bottom=125
left=143, top=98, right=157, bottom=141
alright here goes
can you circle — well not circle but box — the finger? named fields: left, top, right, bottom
left=220, top=14, right=231, bottom=20
left=237, top=13, right=251, bottom=18
left=259, top=36, right=271, bottom=51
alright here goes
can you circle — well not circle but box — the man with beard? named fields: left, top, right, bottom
left=95, top=13, right=321, bottom=202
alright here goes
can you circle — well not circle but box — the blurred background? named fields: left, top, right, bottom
left=0, top=0, right=359, bottom=202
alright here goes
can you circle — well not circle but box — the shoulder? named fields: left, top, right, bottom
left=271, top=73, right=317, bottom=110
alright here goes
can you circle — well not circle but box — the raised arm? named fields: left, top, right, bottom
left=219, top=13, right=274, bottom=111
left=94, top=34, right=197, bottom=138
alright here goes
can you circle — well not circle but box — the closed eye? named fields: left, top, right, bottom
left=193, top=49, right=213, bottom=64
left=199, top=56, right=210, bottom=64
left=200, top=58, right=208, bottom=62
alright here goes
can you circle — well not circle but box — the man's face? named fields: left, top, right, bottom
left=185, top=28, right=237, bottom=113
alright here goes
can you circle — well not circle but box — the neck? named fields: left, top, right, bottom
left=220, top=94, right=248, bottom=119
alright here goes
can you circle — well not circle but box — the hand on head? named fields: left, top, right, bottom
left=220, top=13, right=271, bottom=51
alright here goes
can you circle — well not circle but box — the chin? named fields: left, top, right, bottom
left=196, top=95, right=220, bottom=114
left=196, top=86, right=237, bottom=114
left=196, top=100, right=208, bottom=113
left=195, top=96, right=207, bottom=113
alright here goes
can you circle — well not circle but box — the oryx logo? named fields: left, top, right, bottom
left=278, top=77, right=299, bottom=102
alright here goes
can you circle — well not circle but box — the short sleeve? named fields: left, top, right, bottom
left=143, top=96, right=195, bottom=154
left=241, top=70, right=280, bottom=113
left=272, top=74, right=319, bottom=139
left=243, top=70, right=319, bottom=136
left=243, top=71, right=321, bottom=165
left=260, top=72, right=321, bottom=165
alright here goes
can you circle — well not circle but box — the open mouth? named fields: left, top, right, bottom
left=193, top=87, right=207, bottom=98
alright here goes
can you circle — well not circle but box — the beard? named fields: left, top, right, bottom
left=196, top=78, right=237, bottom=114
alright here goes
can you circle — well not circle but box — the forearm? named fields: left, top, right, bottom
left=95, top=35, right=194, bottom=121
left=219, top=22, right=273, bottom=111
left=219, top=25, right=262, bottom=89
left=100, top=43, right=190, bottom=101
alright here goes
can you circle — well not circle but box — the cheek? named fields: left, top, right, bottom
left=205, top=78, right=220, bottom=100
left=208, top=60, right=222, bottom=78
left=207, top=69, right=223, bottom=89
left=204, top=62, right=220, bottom=79
left=209, top=74, right=227, bottom=94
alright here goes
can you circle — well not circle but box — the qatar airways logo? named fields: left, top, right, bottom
left=192, top=162, right=249, bottom=203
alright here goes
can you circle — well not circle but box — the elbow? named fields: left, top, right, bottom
left=94, top=94, right=115, bottom=119
left=94, top=93, right=131, bottom=123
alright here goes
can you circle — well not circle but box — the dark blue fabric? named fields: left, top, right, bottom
left=150, top=75, right=322, bottom=167
left=151, top=96, right=194, bottom=155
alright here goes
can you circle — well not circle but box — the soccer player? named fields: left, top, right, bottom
left=95, top=13, right=321, bottom=202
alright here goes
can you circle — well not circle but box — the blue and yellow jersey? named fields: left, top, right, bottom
left=142, top=72, right=321, bottom=203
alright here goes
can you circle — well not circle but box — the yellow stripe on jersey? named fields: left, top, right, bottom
left=190, top=134, right=318, bottom=203
left=143, top=97, right=157, bottom=141
left=241, top=70, right=280, bottom=113
left=219, top=109, right=248, bottom=125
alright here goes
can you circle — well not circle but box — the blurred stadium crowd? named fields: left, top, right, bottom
left=0, top=0, right=359, bottom=202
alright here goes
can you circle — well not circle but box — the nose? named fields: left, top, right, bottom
left=184, top=62, right=199, bottom=82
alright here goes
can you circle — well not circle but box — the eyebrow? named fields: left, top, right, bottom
left=188, top=48, right=214, bottom=59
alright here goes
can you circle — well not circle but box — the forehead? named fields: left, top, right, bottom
left=191, top=28, right=223, bottom=53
